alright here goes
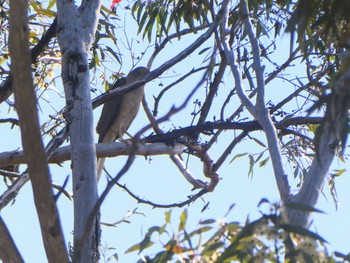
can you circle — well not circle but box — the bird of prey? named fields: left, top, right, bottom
left=96, top=67, right=149, bottom=180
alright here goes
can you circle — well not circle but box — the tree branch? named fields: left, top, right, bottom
left=0, top=117, right=323, bottom=167
left=288, top=120, right=337, bottom=226
left=221, top=0, right=290, bottom=200
left=196, top=54, right=227, bottom=128
left=8, top=1, right=68, bottom=261
left=0, top=142, right=182, bottom=165
left=0, top=216, right=24, bottom=263
left=93, top=0, right=227, bottom=110
left=78, top=56, right=228, bottom=253
left=220, top=27, right=255, bottom=114
left=240, top=0, right=265, bottom=108
left=114, top=180, right=211, bottom=209
left=287, top=49, right=350, bottom=225
left=213, top=131, right=248, bottom=173
left=0, top=19, right=57, bottom=104
left=57, top=0, right=103, bottom=260
left=147, top=24, right=209, bottom=69
left=143, top=80, right=208, bottom=190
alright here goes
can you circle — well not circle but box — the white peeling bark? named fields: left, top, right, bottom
left=56, top=0, right=101, bottom=261
left=288, top=121, right=336, bottom=226
left=220, top=0, right=290, bottom=201
left=220, top=0, right=343, bottom=228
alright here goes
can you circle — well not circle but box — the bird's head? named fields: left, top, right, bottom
left=126, top=67, right=149, bottom=83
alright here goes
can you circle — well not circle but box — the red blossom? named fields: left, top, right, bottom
left=110, top=0, right=122, bottom=10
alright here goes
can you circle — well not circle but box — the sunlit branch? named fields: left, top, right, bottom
left=169, top=155, right=207, bottom=189
left=0, top=173, right=29, bottom=211
left=240, top=0, right=265, bottom=107
left=101, top=208, right=144, bottom=227
left=0, top=169, right=19, bottom=179
left=220, top=8, right=256, bottom=114
left=221, top=0, right=291, bottom=200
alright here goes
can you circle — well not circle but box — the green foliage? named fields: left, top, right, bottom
left=287, top=1, right=350, bottom=159
left=3, top=0, right=350, bottom=260
left=129, top=0, right=291, bottom=44
left=126, top=203, right=343, bottom=262
left=230, top=150, right=268, bottom=178
left=131, top=0, right=210, bottom=42
left=287, top=0, right=350, bottom=53
left=131, top=0, right=211, bottom=42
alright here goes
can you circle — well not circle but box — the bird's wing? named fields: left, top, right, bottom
left=96, top=95, right=123, bottom=143
left=96, top=77, right=127, bottom=143
left=110, top=77, right=127, bottom=91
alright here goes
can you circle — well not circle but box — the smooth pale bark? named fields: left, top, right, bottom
left=287, top=49, right=350, bottom=225
left=287, top=121, right=336, bottom=226
left=57, top=0, right=101, bottom=261
left=222, top=0, right=343, bottom=228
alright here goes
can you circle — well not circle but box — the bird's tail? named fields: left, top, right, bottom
left=96, top=157, right=106, bottom=182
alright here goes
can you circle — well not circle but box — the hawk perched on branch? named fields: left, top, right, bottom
left=96, top=67, right=149, bottom=179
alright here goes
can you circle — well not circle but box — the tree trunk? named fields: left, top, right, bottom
left=57, top=0, right=101, bottom=261
left=9, top=1, right=69, bottom=262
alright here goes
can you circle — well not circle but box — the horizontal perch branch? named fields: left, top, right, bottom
left=0, top=143, right=185, bottom=166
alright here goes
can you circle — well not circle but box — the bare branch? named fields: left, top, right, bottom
left=101, top=208, right=144, bottom=227
left=9, top=1, right=68, bottom=261
left=0, top=19, right=57, bottom=104
left=143, top=82, right=208, bottom=190
left=114, top=180, right=211, bottom=209
left=240, top=0, right=265, bottom=107
left=0, top=169, right=19, bottom=179
left=0, top=126, right=68, bottom=211
left=190, top=144, right=220, bottom=192
left=220, top=8, right=255, bottom=113
left=152, top=66, right=209, bottom=117
left=0, top=173, right=29, bottom=211
left=147, top=24, right=210, bottom=69
left=196, top=55, right=227, bottom=127
left=0, top=216, right=24, bottom=263
left=142, top=117, right=322, bottom=144
left=0, top=118, right=19, bottom=127
left=0, top=142, right=184, bottom=166
left=213, top=131, right=248, bottom=173
left=93, top=0, right=227, bottom=110
left=242, top=0, right=290, bottom=200
left=170, top=155, right=207, bottom=189
left=221, top=0, right=290, bottom=200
